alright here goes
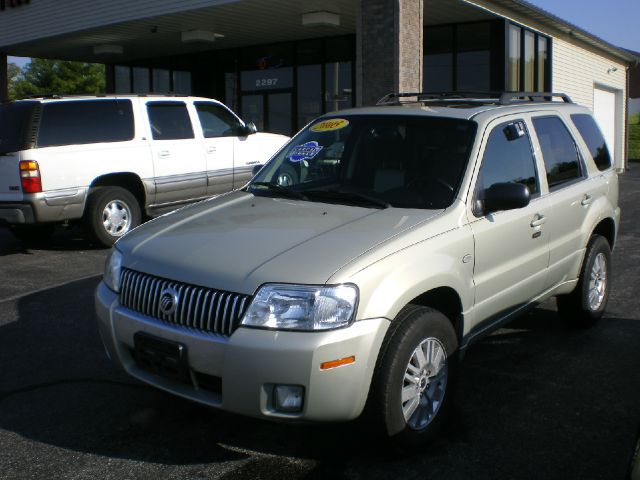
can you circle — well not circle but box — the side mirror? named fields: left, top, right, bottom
left=241, top=122, right=258, bottom=136
left=251, top=164, right=262, bottom=177
left=482, top=182, right=530, bottom=215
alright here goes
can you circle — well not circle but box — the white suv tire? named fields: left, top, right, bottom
left=84, top=186, right=141, bottom=247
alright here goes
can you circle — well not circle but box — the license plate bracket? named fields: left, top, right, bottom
left=133, top=332, right=190, bottom=384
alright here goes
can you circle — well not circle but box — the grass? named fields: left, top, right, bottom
left=630, top=113, right=640, bottom=161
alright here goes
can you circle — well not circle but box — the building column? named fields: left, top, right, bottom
left=356, top=0, right=423, bottom=106
left=0, top=52, right=8, bottom=102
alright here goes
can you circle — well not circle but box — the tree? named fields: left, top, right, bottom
left=12, top=59, right=105, bottom=98
left=7, top=62, right=21, bottom=99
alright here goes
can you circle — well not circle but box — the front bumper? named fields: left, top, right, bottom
left=95, top=281, right=389, bottom=421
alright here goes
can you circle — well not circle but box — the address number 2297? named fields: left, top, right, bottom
left=256, top=78, right=279, bottom=87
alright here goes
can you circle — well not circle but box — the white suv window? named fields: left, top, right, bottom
left=147, top=102, right=194, bottom=140
left=194, top=102, right=243, bottom=138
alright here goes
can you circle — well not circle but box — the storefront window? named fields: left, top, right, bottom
left=457, top=23, right=491, bottom=92
left=152, top=69, right=170, bottom=92
left=537, top=37, right=548, bottom=91
left=241, top=95, right=264, bottom=131
left=423, top=26, right=454, bottom=92
left=114, top=66, right=131, bottom=93
left=225, top=72, right=238, bottom=111
left=268, top=93, right=292, bottom=135
left=133, top=67, right=150, bottom=93
left=325, top=61, right=352, bottom=112
left=173, top=71, right=192, bottom=95
left=297, top=64, right=322, bottom=129
left=524, top=31, right=535, bottom=91
left=508, top=25, right=521, bottom=91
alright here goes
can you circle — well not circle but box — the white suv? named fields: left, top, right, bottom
left=0, top=95, right=289, bottom=246
left=95, top=92, right=619, bottom=451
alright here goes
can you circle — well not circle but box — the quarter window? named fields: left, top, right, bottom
left=147, top=102, right=194, bottom=141
left=195, top=102, right=243, bottom=138
left=532, top=116, right=583, bottom=188
left=37, top=100, right=134, bottom=148
left=476, top=120, right=539, bottom=207
left=570, top=114, right=612, bottom=171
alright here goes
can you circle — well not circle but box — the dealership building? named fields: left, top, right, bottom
left=1, top=0, right=637, bottom=169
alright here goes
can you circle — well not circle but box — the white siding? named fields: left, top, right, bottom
left=0, top=0, right=239, bottom=47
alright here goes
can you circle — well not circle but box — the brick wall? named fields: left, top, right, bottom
left=358, top=0, right=423, bottom=106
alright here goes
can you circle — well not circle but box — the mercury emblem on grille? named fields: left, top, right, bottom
left=159, top=288, right=179, bottom=316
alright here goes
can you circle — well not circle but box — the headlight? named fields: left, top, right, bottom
left=241, top=284, right=358, bottom=331
left=103, top=248, right=123, bottom=293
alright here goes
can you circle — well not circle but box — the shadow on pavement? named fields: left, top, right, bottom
left=1, top=279, right=639, bottom=479
left=0, top=225, right=104, bottom=256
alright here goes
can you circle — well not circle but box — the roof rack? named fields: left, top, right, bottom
left=16, top=92, right=190, bottom=101
left=376, top=91, right=573, bottom=106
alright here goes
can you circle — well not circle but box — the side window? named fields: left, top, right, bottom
left=532, top=116, right=583, bottom=189
left=147, top=102, right=194, bottom=140
left=195, top=102, right=243, bottom=138
left=570, top=113, right=612, bottom=171
left=476, top=120, right=539, bottom=208
left=37, top=100, right=134, bottom=148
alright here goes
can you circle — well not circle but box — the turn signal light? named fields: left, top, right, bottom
left=19, top=160, right=42, bottom=193
left=320, top=355, right=355, bottom=370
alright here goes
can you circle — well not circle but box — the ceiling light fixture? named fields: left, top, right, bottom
left=181, top=30, right=225, bottom=43
left=302, top=11, right=340, bottom=27
left=93, top=44, right=123, bottom=55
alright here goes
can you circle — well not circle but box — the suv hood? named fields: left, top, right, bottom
left=118, top=191, right=442, bottom=295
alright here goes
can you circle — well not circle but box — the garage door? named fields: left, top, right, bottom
left=593, top=87, right=617, bottom=163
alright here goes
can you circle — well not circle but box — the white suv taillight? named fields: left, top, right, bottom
left=19, top=160, right=42, bottom=193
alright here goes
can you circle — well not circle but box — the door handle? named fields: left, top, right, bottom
left=206, top=147, right=216, bottom=154
left=158, top=150, right=171, bottom=158
left=530, top=214, right=546, bottom=228
left=245, top=161, right=260, bottom=165
left=581, top=194, right=593, bottom=206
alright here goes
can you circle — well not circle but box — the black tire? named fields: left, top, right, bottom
left=10, top=224, right=55, bottom=243
left=369, top=305, right=458, bottom=452
left=84, top=186, right=141, bottom=247
left=276, top=164, right=298, bottom=186
left=556, top=235, right=612, bottom=327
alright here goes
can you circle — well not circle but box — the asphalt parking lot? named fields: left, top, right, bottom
left=1, top=167, right=639, bottom=480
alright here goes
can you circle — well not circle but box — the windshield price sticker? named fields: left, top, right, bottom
left=288, top=141, right=323, bottom=162
left=310, top=119, right=349, bottom=133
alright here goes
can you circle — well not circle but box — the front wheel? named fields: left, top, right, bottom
left=369, top=305, right=458, bottom=452
left=84, top=187, right=141, bottom=247
left=556, top=235, right=612, bottom=327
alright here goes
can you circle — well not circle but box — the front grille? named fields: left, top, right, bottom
left=120, top=268, right=251, bottom=336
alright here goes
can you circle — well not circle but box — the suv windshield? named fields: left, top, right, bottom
left=0, top=101, right=38, bottom=154
left=250, top=115, right=477, bottom=209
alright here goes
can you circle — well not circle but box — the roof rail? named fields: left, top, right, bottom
left=376, top=91, right=574, bottom=106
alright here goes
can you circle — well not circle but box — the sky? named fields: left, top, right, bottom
left=526, top=0, right=640, bottom=52
left=6, top=0, right=640, bottom=68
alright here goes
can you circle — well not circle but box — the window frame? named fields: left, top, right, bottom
left=530, top=114, right=588, bottom=192
left=472, top=117, right=541, bottom=218
left=194, top=101, right=244, bottom=138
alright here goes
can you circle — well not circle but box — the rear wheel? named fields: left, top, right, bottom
left=84, top=186, right=141, bottom=247
left=369, top=305, right=458, bottom=452
left=556, top=235, right=611, bottom=327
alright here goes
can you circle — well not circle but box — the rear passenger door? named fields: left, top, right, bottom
left=146, top=101, right=207, bottom=205
left=469, top=117, right=551, bottom=329
left=529, top=115, right=592, bottom=287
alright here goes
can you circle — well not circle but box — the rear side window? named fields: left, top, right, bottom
left=571, top=114, right=612, bottom=171
left=476, top=120, right=539, bottom=200
left=147, top=102, right=194, bottom=140
left=37, top=100, right=134, bottom=148
left=532, top=116, right=583, bottom=189
left=0, top=101, right=38, bottom=153
left=195, top=102, right=243, bottom=138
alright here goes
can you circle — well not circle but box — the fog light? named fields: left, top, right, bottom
left=274, top=385, right=304, bottom=413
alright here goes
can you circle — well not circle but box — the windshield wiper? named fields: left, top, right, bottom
left=304, top=189, right=391, bottom=209
left=249, top=182, right=309, bottom=201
